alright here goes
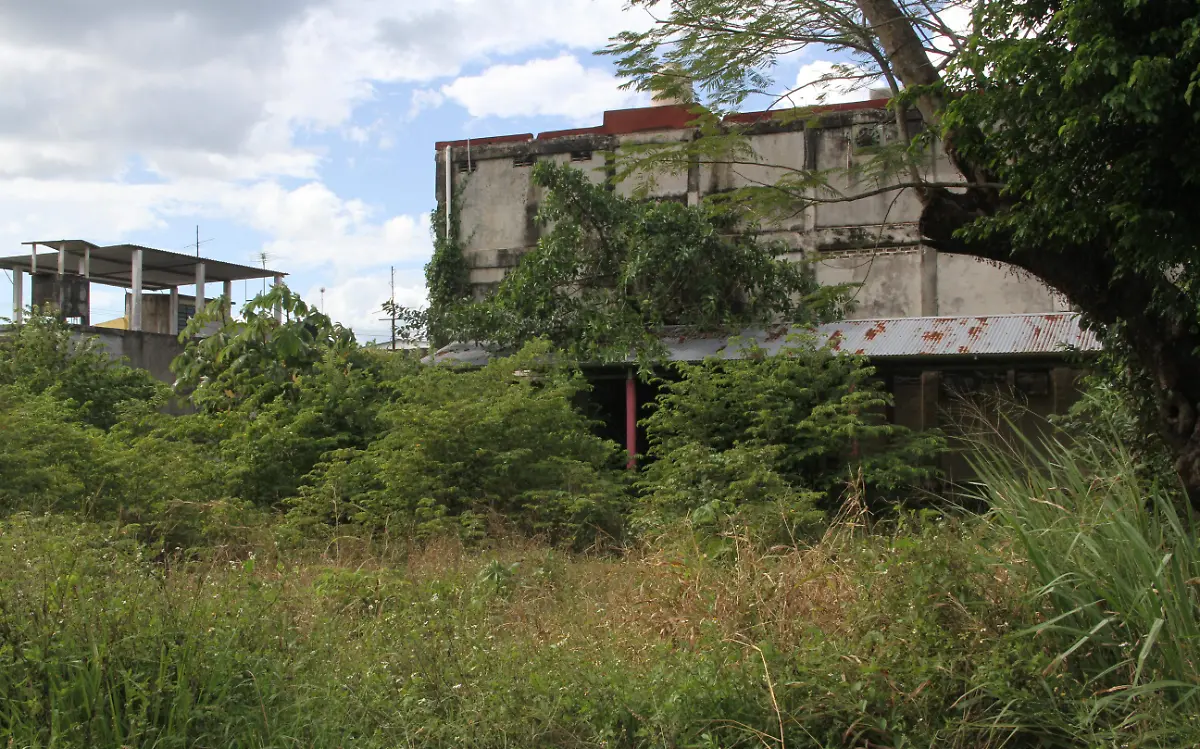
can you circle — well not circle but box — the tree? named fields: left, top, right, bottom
left=447, top=161, right=849, bottom=362
left=607, top=0, right=1200, bottom=503
left=0, top=306, right=165, bottom=429
left=172, top=284, right=361, bottom=413
left=640, top=340, right=945, bottom=543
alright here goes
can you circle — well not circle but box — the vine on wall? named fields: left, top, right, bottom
left=424, top=179, right=472, bottom=348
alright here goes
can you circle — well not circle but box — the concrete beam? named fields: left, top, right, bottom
left=169, top=287, right=179, bottom=335
left=131, top=248, right=143, bottom=331
left=273, top=274, right=285, bottom=323
left=12, top=268, right=22, bottom=323
left=1051, top=367, right=1077, bottom=414
left=920, top=246, right=938, bottom=316
left=919, top=370, right=940, bottom=431
left=194, top=262, right=206, bottom=317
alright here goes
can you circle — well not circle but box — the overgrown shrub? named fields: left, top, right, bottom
left=971, top=414, right=1200, bottom=718
left=289, top=341, right=630, bottom=547
left=0, top=308, right=165, bottom=429
left=640, top=340, right=945, bottom=541
left=0, top=386, right=117, bottom=514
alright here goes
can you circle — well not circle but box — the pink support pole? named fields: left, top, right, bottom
left=625, top=370, right=637, bottom=469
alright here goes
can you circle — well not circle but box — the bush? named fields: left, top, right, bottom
left=640, top=340, right=945, bottom=540
left=970, top=412, right=1200, bottom=725
left=289, top=341, right=630, bottom=547
left=0, top=308, right=165, bottom=429
left=0, top=386, right=117, bottom=514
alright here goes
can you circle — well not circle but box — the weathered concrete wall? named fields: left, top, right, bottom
left=88, top=328, right=185, bottom=385
left=436, top=100, right=1059, bottom=317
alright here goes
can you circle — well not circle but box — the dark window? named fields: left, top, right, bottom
left=513, top=154, right=537, bottom=167
left=569, top=150, right=593, bottom=162
left=455, top=160, right=477, bottom=174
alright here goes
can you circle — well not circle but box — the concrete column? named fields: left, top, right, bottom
left=222, top=280, right=233, bottom=320
left=29, top=243, right=37, bottom=274
left=919, top=370, right=941, bottom=431
left=57, top=242, right=66, bottom=277
left=273, top=274, right=284, bottom=323
left=194, top=262, right=206, bottom=317
left=169, top=287, right=179, bottom=335
left=82, top=248, right=90, bottom=278
left=920, top=246, right=938, bottom=317
left=1051, top=367, right=1077, bottom=414
left=12, top=268, right=23, bottom=323
left=131, top=249, right=143, bottom=332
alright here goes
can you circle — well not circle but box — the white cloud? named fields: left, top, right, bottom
left=407, top=88, right=445, bottom=120
left=308, top=270, right=427, bottom=342
left=788, top=60, right=883, bottom=106
left=0, top=0, right=662, bottom=335
left=442, top=55, right=645, bottom=121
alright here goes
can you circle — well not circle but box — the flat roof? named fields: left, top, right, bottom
left=0, top=240, right=285, bottom=291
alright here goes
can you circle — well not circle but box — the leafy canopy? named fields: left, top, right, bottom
left=0, top=307, right=165, bottom=429
left=641, top=339, right=945, bottom=541
left=447, top=162, right=847, bottom=362
left=172, top=284, right=361, bottom=413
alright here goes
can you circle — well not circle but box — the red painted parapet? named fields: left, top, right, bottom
left=626, top=369, right=637, bottom=469
left=434, top=133, right=534, bottom=150
left=434, top=97, right=894, bottom=152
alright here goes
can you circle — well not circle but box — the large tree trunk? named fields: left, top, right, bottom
left=921, top=187, right=1200, bottom=506
left=858, top=0, right=1200, bottom=505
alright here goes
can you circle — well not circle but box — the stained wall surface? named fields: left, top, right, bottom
left=435, top=100, right=1061, bottom=316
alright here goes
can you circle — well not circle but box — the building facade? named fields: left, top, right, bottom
left=434, top=97, right=1067, bottom=319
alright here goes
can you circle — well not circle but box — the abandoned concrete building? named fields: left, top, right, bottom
left=2, top=240, right=285, bottom=383
left=428, top=96, right=1099, bottom=482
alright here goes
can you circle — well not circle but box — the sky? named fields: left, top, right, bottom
left=0, top=0, right=894, bottom=342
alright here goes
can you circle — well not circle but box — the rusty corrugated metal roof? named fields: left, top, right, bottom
left=425, top=313, right=1101, bottom=365
left=817, top=313, right=1100, bottom=358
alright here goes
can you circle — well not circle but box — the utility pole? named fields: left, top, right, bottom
left=195, top=225, right=200, bottom=258
left=378, top=265, right=397, bottom=351
left=319, top=286, right=325, bottom=313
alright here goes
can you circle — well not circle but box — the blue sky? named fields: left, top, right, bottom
left=0, top=0, right=894, bottom=341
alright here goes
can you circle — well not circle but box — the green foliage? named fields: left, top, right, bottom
left=172, top=283, right=361, bottom=413
left=425, top=188, right=472, bottom=348
left=970, top=414, right=1200, bottom=712
left=448, top=162, right=847, bottom=362
left=0, top=385, right=256, bottom=546
left=4, top=502, right=1196, bottom=749
left=0, top=386, right=116, bottom=514
left=0, top=307, right=165, bottom=429
left=289, top=341, right=630, bottom=547
left=947, top=0, right=1200, bottom=281
left=640, top=339, right=945, bottom=538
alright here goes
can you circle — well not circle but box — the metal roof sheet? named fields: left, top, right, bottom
left=817, top=313, right=1100, bottom=358
left=424, top=313, right=1100, bottom=366
left=0, top=240, right=285, bottom=291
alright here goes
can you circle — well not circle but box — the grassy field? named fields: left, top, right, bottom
left=2, top=494, right=1195, bottom=748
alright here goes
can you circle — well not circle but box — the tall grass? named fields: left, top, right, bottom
left=968, top=411, right=1200, bottom=718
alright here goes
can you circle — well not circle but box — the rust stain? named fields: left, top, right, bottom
left=764, top=324, right=790, bottom=342
left=828, top=330, right=844, bottom=350
left=1032, top=326, right=1042, bottom=338
left=957, top=345, right=970, bottom=353
left=863, top=321, right=887, bottom=340
left=968, top=326, right=984, bottom=337
left=855, top=348, right=865, bottom=355
left=921, top=330, right=945, bottom=343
